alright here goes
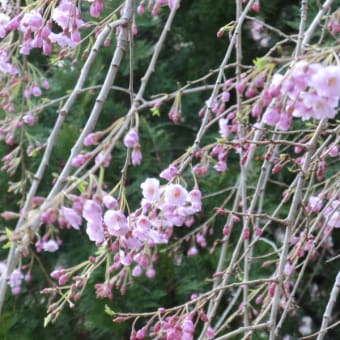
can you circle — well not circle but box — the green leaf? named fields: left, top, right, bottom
left=253, top=57, right=270, bottom=71
left=77, top=181, right=88, bottom=193
left=2, top=241, right=11, bottom=249
left=104, top=305, right=114, bottom=316
left=150, top=106, right=160, bottom=117
left=43, top=315, right=52, bottom=328
left=5, top=227, right=12, bottom=238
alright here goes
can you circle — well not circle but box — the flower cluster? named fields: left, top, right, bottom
left=83, top=178, right=201, bottom=250
left=261, top=61, right=340, bottom=130
left=0, top=263, right=28, bottom=295
left=137, top=0, right=176, bottom=17
left=1, top=0, right=87, bottom=55
left=36, top=176, right=201, bottom=299
left=126, top=310, right=214, bottom=340
left=307, top=194, right=340, bottom=229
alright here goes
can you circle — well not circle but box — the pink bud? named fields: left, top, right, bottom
left=187, top=246, right=198, bottom=256
left=137, top=2, right=145, bottom=15
left=232, top=215, right=240, bottom=223
left=251, top=0, right=260, bottom=12
left=1, top=211, right=19, bottom=220
left=206, top=326, right=215, bottom=339
left=217, top=29, right=224, bottom=38
left=268, top=282, right=276, bottom=297
left=223, top=224, right=230, bottom=236
left=235, top=82, right=245, bottom=94
left=243, top=228, right=250, bottom=240
left=254, top=226, right=263, bottom=236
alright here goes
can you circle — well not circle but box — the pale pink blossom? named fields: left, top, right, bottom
left=20, top=11, right=43, bottom=32
left=218, top=118, right=230, bottom=138
left=23, top=114, right=37, bottom=126
left=165, top=184, right=188, bottom=206
left=263, top=107, right=280, bottom=126
left=160, top=164, right=178, bottom=181
left=83, top=200, right=104, bottom=243
left=131, top=145, right=142, bottom=166
left=187, top=246, right=198, bottom=256
left=9, top=269, right=23, bottom=294
left=89, top=0, right=103, bottom=18
left=104, top=210, right=129, bottom=236
left=308, top=195, right=323, bottom=213
left=59, top=207, right=81, bottom=230
left=42, top=239, right=59, bottom=252
left=311, top=65, right=340, bottom=98
left=95, top=150, right=112, bottom=167
left=0, top=12, right=10, bottom=38
left=103, top=195, right=119, bottom=210
left=141, top=178, right=160, bottom=201
left=132, top=265, right=142, bottom=277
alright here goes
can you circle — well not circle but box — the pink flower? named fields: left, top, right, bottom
left=84, top=132, right=101, bottom=146
left=86, top=221, right=105, bottom=243
left=311, top=65, right=340, bottom=98
left=59, top=207, right=81, bottom=230
left=90, top=0, right=103, bottom=18
left=214, top=160, right=227, bottom=172
left=303, top=92, right=337, bottom=120
left=276, top=113, right=292, bottom=131
left=218, top=118, right=230, bottom=138
left=83, top=200, right=102, bottom=223
left=132, top=145, right=142, bottom=166
left=263, top=107, right=280, bottom=126
left=95, top=150, right=112, bottom=167
left=328, top=211, right=340, bottom=228
left=141, top=178, right=160, bottom=201
left=23, top=114, right=37, bottom=126
left=41, top=79, right=49, bottom=89
left=40, top=208, right=57, bottom=224
left=103, top=195, right=119, bottom=210
left=165, top=184, right=188, bottom=206
left=146, top=267, right=155, bottom=278
left=0, top=13, right=10, bottom=38
left=156, top=0, right=168, bottom=6
left=324, top=201, right=340, bottom=228
left=132, top=265, right=142, bottom=277
left=0, top=51, right=18, bottom=75
left=182, top=317, right=194, bottom=335
left=328, top=145, right=339, bottom=157
left=51, top=0, right=83, bottom=31
left=71, top=154, right=87, bottom=167
left=221, top=91, right=230, bottom=102
left=104, top=210, right=129, bottom=236
left=123, top=128, right=139, bottom=148
left=251, top=0, right=260, bottom=12
left=284, top=262, right=294, bottom=276
left=187, top=246, right=198, bottom=256
left=49, top=32, right=78, bottom=48
left=20, top=11, right=43, bottom=32
left=42, top=239, right=59, bottom=252
left=95, top=281, right=112, bottom=299
left=308, top=196, right=323, bottom=213
left=83, top=200, right=104, bottom=243
left=9, top=269, right=24, bottom=294
left=137, top=2, right=145, bottom=15
left=206, top=326, right=215, bottom=339
left=160, top=165, right=178, bottom=181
